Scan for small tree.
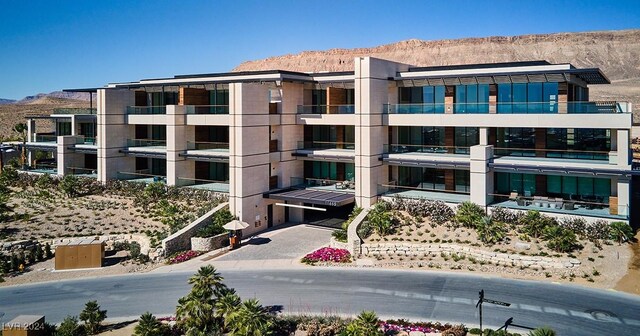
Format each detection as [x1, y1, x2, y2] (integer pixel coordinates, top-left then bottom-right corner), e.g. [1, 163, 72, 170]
[367, 203, 395, 236]
[35, 245, 44, 262]
[134, 312, 165, 336]
[343, 311, 383, 336]
[609, 221, 635, 245]
[225, 299, 273, 336]
[519, 210, 554, 239]
[59, 175, 82, 198]
[57, 315, 85, 336]
[44, 243, 53, 259]
[79, 300, 107, 335]
[476, 216, 507, 245]
[544, 226, 579, 253]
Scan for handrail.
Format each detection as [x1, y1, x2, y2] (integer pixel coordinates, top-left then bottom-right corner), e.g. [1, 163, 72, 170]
[297, 104, 355, 114]
[186, 141, 229, 150]
[493, 147, 609, 160]
[378, 183, 471, 195]
[126, 106, 167, 115]
[185, 105, 229, 115]
[127, 139, 167, 147]
[384, 144, 471, 154]
[384, 101, 629, 114]
[490, 193, 609, 207]
[297, 140, 355, 150]
[53, 108, 97, 115]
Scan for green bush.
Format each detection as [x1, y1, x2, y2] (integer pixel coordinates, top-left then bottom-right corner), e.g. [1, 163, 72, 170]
[476, 216, 507, 245]
[57, 315, 85, 336]
[609, 221, 635, 245]
[195, 208, 234, 238]
[79, 300, 107, 335]
[59, 175, 82, 197]
[519, 210, 556, 238]
[544, 226, 579, 253]
[367, 203, 395, 236]
[332, 207, 363, 243]
[455, 202, 485, 228]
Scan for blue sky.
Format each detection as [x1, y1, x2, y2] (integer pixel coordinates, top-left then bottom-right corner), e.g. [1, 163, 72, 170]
[0, 0, 639, 100]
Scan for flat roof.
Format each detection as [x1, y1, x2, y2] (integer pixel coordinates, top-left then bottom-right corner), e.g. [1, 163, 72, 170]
[266, 188, 355, 207]
[408, 60, 553, 72]
[6, 315, 44, 326]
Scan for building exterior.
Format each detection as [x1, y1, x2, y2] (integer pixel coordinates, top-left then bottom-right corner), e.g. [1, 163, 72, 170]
[22, 57, 634, 234]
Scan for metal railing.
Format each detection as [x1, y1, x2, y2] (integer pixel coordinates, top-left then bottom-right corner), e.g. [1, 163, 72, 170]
[297, 105, 355, 114]
[127, 139, 167, 147]
[79, 137, 97, 145]
[116, 170, 166, 182]
[493, 147, 609, 161]
[383, 144, 471, 155]
[378, 183, 470, 202]
[126, 106, 167, 115]
[67, 167, 98, 175]
[185, 105, 229, 115]
[53, 108, 97, 115]
[186, 141, 229, 150]
[291, 177, 356, 191]
[176, 177, 230, 192]
[297, 140, 355, 150]
[384, 101, 630, 114]
[34, 134, 57, 143]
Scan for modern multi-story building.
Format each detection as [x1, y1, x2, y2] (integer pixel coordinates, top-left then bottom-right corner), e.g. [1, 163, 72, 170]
[22, 57, 635, 234]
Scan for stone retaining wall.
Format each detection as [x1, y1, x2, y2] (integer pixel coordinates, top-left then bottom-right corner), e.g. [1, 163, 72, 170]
[191, 233, 229, 252]
[329, 237, 349, 250]
[162, 202, 229, 256]
[362, 243, 581, 269]
[347, 208, 370, 256]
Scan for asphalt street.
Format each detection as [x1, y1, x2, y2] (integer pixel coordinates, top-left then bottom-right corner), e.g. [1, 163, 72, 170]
[1, 268, 639, 335]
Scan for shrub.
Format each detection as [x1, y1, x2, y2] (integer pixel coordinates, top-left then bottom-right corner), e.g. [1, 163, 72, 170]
[134, 312, 166, 336]
[301, 247, 351, 264]
[367, 203, 396, 236]
[490, 207, 522, 225]
[609, 221, 635, 245]
[476, 216, 507, 245]
[560, 217, 587, 236]
[59, 175, 82, 198]
[343, 311, 383, 336]
[388, 197, 454, 225]
[332, 229, 348, 243]
[529, 326, 556, 336]
[585, 220, 611, 242]
[544, 226, 579, 253]
[519, 211, 556, 239]
[57, 315, 84, 336]
[455, 202, 485, 228]
[195, 208, 234, 238]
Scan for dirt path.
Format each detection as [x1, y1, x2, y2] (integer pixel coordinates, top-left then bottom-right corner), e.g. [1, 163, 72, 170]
[614, 231, 640, 295]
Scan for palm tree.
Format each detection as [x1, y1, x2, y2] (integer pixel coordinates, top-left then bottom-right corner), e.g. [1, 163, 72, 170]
[134, 312, 164, 336]
[529, 326, 556, 336]
[476, 216, 506, 245]
[79, 300, 107, 335]
[609, 221, 635, 245]
[215, 291, 241, 322]
[226, 299, 273, 336]
[343, 311, 383, 336]
[189, 265, 227, 299]
[176, 294, 216, 332]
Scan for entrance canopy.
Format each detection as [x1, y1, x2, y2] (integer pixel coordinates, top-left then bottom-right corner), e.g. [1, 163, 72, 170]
[266, 188, 355, 207]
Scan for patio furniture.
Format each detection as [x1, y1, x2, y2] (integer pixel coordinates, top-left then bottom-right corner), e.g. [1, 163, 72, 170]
[516, 197, 526, 206]
[509, 192, 518, 200]
[564, 202, 575, 210]
[533, 196, 543, 207]
[554, 198, 564, 209]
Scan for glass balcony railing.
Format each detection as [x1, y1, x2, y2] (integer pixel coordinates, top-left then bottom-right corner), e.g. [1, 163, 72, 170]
[186, 141, 229, 150]
[126, 106, 167, 115]
[117, 170, 166, 183]
[493, 147, 609, 161]
[378, 183, 470, 203]
[185, 105, 229, 115]
[297, 105, 355, 114]
[176, 177, 229, 193]
[297, 140, 355, 150]
[80, 137, 97, 145]
[67, 167, 97, 176]
[490, 193, 626, 219]
[127, 139, 167, 147]
[291, 177, 355, 192]
[53, 108, 97, 115]
[384, 144, 471, 155]
[34, 134, 57, 143]
[384, 101, 630, 114]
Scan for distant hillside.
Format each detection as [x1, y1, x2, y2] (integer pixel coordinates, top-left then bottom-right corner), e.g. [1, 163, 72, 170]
[234, 29, 640, 119]
[0, 99, 16, 105]
[17, 91, 92, 104]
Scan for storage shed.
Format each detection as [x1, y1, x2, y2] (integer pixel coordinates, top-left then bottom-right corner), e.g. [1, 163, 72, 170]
[54, 238, 105, 270]
[2, 315, 46, 336]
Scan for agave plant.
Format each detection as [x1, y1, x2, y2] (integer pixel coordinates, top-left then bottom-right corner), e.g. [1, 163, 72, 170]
[529, 326, 556, 336]
[133, 312, 164, 336]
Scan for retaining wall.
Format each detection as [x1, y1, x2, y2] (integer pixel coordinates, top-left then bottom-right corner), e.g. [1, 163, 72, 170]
[162, 202, 229, 255]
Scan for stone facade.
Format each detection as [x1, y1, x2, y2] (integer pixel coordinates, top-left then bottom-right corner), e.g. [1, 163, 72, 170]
[190, 233, 229, 252]
[162, 202, 229, 256]
[362, 243, 581, 269]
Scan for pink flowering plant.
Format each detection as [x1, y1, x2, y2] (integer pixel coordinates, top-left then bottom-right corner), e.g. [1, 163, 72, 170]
[301, 247, 351, 265]
[167, 250, 202, 264]
[381, 320, 454, 334]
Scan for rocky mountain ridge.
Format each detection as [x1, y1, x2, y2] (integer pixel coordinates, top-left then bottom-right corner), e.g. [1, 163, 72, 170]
[0, 91, 92, 105]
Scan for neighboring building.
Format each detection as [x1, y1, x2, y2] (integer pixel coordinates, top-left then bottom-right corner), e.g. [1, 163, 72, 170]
[26, 58, 634, 233]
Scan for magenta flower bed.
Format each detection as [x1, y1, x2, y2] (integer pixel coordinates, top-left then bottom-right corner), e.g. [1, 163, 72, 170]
[301, 247, 351, 264]
[168, 250, 202, 264]
[381, 320, 452, 334]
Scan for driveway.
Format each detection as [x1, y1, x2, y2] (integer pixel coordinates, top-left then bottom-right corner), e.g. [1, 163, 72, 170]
[156, 224, 334, 272]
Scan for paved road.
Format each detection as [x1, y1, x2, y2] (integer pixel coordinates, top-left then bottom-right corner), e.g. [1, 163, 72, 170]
[1, 268, 639, 335]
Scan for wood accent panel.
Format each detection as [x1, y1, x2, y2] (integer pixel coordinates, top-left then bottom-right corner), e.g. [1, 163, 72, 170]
[135, 91, 148, 106]
[558, 82, 568, 114]
[337, 162, 345, 181]
[337, 126, 345, 149]
[535, 128, 546, 157]
[327, 87, 347, 105]
[609, 196, 618, 215]
[445, 127, 455, 153]
[55, 241, 104, 270]
[489, 128, 497, 146]
[535, 175, 547, 196]
[445, 170, 455, 191]
[269, 175, 278, 189]
[179, 88, 209, 105]
[269, 139, 278, 153]
[269, 102, 278, 114]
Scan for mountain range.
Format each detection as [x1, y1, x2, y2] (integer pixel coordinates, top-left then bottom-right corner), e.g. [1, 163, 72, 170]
[0, 91, 92, 105]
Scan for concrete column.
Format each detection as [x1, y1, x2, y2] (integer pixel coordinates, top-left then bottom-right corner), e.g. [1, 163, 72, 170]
[166, 105, 193, 186]
[470, 144, 494, 206]
[616, 177, 630, 217]
[616, 129, 631, 167]
[70, 115, 77, 136]
[97, 89, 135, 182]
[354, 57, 409, 208]
[228, 83, 272, 235]
[26, 119, 36, 142]
[57, 135, 83, 176]
[279, 82, 304, 189]
[479, 127, 489, 146]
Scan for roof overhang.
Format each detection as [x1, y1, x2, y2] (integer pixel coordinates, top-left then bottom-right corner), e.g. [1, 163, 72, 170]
[119, 150, 166, 159]
[264, 188, 355, 207]
[382, 157, 470, 169]
[490, 162, 634, 178]
[178, 153, 229, 163]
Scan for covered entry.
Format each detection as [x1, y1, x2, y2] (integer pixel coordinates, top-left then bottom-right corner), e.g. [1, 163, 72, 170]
[264, 189, 355, 228]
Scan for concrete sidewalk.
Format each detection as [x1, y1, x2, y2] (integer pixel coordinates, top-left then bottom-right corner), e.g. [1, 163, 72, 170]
[152, 224, 333, 273]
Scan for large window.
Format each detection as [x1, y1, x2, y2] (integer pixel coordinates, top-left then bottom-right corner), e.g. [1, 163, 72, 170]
[307, 162, 354, 181]
[454, 127, 479, 154]
[57, 121, 72, 136]
[495, 128, 536, 156]
[497, 82, 558, 113]
[398, 167, 445, 190]
[496, 173, 536, 196]
[209, 88, 229, 105]
[396, 126, 445, 152]
[455, 170, 471, 193]
[398, 86, 445, 113]
[546, 175, 610, 203]
[454, 84, 489, 113]
[546, 128, 610, 160]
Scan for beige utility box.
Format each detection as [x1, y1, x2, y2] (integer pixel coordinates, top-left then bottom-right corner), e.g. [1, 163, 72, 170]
[54, 238, 105, 270]
[2, 315, 46, 336]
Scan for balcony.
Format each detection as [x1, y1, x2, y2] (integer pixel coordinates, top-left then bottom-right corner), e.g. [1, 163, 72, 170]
[291, 177, 355, 193]
[384, 101, 630, 114]
[126, 106, 167, 115]
[297, 105, 355, 114]
[298, 140, 355, 150]
[378, 183, 470, 203]
[53, 108, 97, 115]
[116, 170, 166, 184]
[187, 141, 228, 151]
[294, 141, 355, 161]
[127, 139, 167, 148]
[490, 193, 626, 220]
[493, 148, 609, 161]
[34, 134, 57, 143]
[67, 167, 97, 177]
[185, 105, 229, 115]
[177, 177, 229, 193]
[384, 144, 471, 155]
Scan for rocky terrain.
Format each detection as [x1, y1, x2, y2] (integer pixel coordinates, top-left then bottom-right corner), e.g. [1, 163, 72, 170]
[234, 29, 640, 120]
